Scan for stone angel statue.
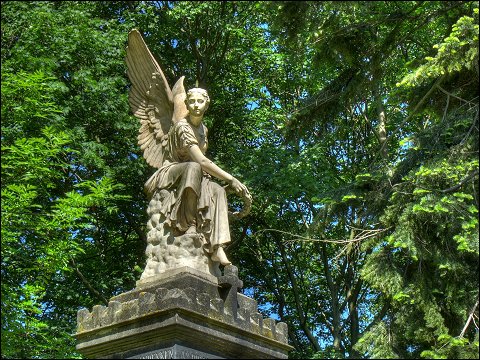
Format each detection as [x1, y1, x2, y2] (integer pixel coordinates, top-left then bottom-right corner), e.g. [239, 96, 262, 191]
[126, 29, 251, 279]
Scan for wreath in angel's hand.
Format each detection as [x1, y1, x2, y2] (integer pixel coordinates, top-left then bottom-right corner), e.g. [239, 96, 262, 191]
[224, 186, 252, 220]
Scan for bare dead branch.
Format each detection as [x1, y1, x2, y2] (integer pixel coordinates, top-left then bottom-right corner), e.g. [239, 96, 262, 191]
[258, 226, 390, 246]
[374, 75, 445, 169]
[437, 85, 477, 105]
[459, 296, 479, 338]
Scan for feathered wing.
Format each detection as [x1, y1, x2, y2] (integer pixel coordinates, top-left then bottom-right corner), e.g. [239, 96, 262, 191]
[126, 29, 173, 168]
[171, 76, 189, 122]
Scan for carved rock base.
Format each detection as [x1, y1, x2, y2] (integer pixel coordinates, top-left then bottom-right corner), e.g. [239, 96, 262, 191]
[141, 190, 221, 279]
[76, 267, 293, 359]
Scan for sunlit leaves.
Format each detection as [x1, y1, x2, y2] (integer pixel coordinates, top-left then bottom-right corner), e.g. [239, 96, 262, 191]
[1, 1, 478, 359]
[1, 2, 139, 358]
[398, 8, 479, 87]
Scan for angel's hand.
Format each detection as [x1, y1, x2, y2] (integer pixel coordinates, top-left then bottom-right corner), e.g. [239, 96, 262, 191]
[225, 177, 252, 219]
[230, 177, 251, 199]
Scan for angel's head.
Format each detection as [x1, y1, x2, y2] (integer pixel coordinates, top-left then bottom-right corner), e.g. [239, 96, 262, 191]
[186, 88, 210, 118]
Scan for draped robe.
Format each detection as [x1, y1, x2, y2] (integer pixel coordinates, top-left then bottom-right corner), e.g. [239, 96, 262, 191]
[144, 118, 230, 253]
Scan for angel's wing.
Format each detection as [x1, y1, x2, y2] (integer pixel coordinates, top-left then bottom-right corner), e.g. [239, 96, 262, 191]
[126, 29, 173, 168]
[172, 76, 189, 122]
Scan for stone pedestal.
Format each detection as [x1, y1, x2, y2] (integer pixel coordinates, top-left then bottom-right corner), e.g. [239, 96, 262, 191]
[75, 266, 293, 359]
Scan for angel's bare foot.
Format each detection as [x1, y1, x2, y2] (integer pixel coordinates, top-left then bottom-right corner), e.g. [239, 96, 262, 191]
[185, 224, 197, 235]
[211, 246, 231, 266]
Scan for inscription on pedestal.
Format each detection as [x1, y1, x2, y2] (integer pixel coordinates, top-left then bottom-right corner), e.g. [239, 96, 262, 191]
[127, 344, 223, 359]
[134, 348, 173, 359]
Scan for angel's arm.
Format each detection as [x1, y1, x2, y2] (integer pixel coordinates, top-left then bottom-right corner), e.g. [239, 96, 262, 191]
[188, 145, 249, 196]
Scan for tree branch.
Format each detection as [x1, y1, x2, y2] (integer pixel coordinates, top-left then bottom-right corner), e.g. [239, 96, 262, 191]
[440, 170, 479, 193]
[374, 75, 445, 168]
[70, 258, 108, 306]
[437, 85, 477, 105]
[459, 296, 479, 337]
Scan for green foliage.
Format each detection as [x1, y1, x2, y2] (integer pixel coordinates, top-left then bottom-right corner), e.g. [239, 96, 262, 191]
[1, 2, 141, 358]
[355, 6, 479, 359]
[398, 8, 479, 87]
[2, 74, 80, 358]
[1, 1, 478, 359]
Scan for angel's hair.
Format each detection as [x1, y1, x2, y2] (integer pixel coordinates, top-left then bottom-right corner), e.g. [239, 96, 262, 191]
[186, 88, 210, 104]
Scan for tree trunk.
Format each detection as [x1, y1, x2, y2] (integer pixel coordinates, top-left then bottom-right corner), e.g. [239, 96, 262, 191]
[279, 240, 321, 351]
[320, 243, 343, 355]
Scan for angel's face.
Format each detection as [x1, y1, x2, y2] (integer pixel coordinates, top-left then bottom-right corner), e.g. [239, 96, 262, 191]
[186, 92, 208, 118]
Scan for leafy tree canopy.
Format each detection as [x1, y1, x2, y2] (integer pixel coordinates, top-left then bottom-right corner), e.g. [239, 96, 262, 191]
[1, 1, 478, 359]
